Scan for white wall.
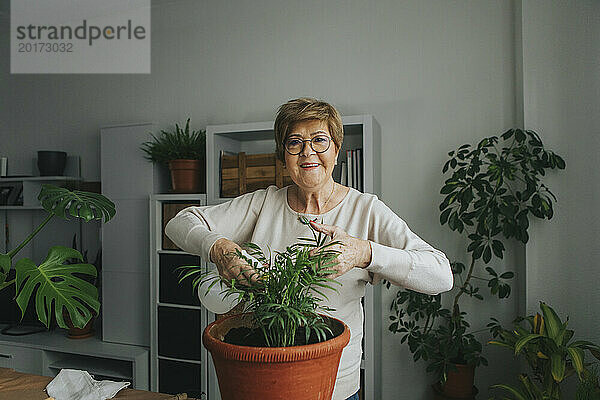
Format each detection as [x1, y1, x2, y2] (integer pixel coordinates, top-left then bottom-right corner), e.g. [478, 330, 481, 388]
[0, 1, 548, 398]
[522, 0, 600, 389]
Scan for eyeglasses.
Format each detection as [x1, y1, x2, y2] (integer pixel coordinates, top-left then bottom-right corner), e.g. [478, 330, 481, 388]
[284, 135, 332, 155]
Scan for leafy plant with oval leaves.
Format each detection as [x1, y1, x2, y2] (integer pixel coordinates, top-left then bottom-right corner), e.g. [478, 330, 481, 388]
[0, 184, 115, 329]
[388, 129, 565, 384]
[488, 302, 600, 400]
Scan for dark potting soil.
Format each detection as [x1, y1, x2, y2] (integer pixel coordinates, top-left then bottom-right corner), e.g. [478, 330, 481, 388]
[224, 322, 343, 347]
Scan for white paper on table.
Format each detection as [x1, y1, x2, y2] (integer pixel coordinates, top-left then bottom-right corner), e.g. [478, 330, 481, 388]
[45, 369, 130, 400]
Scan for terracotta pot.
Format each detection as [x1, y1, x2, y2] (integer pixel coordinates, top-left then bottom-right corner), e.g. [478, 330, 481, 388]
[62, 309, 96, 339]
[442, 363, 475, 398]
[168, 159, 202, 193]
[432, 383, 478, 400]
[203, 313, 350, 400]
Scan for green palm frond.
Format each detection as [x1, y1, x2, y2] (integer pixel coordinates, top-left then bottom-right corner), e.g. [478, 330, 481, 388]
[176, 217, 342, 347]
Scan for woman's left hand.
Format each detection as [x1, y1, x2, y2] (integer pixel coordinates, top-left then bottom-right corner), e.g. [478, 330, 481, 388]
[308, 220, 372, 279]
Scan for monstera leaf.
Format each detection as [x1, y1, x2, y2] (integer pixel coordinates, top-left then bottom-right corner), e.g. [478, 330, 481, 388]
[0, 253, 9, 290]
[14, 246, 99, 329]
[38, 184, 115, 222]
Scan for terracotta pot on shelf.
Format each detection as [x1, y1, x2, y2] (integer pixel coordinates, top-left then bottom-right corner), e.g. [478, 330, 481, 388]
[62, 309, 97, 339]
[203, 313, 350, 400]
[168, 159, 202, 193]
[441, 363, 475, 398]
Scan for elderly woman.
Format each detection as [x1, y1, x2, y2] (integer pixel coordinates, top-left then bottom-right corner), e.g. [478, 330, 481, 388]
[165, 97, 453, 400]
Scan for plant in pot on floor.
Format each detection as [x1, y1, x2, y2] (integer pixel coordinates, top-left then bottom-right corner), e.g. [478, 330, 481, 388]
[388, 129, 565, 398]
[176, 216, 351, 400]
[0, 184, 115, 333]
[141, 118, 206, 193]
[488, 302, 600, 400]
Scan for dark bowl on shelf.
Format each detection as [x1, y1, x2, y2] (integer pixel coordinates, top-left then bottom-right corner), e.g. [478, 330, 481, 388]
[37, 151, 67, 176]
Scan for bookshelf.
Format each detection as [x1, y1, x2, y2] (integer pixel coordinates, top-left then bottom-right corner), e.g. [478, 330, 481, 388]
[149, 194, 211, 398]
[205, 115, 382, 400]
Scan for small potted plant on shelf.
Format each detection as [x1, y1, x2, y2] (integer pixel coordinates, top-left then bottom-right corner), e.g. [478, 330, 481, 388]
[488, 302, 600, 399]
[0, 184, 115, 331]
[177, 216, 350, 400]
[141, 118, 206, 193]
[388, 129, 565, 398]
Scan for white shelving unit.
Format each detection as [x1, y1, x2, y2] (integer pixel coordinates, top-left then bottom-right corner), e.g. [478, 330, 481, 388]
[149, 194, 212, 398]
[0, 325, 149, 388]
[0, 175, 85, 265]
[206, 115, 381, 204]
[205, 115, 382, 400]
[0, 176, 81, 208]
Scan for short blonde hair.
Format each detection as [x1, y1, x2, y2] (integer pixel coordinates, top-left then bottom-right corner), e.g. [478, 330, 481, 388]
[274, 97, 344, 162]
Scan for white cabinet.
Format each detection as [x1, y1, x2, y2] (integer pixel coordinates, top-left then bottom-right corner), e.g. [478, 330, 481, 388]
[0, 326, 149, 389]
[100, 122, 169, 347]
[150, 194, 211, 399]
[205, 115, 382, 400]
[0, 343, 43, 375]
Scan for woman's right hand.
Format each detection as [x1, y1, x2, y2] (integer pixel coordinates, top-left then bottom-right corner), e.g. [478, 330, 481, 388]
[209, 238, 259, 286]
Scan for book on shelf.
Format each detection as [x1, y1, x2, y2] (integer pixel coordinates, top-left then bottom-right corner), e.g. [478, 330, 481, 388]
[346, 150, 354, 189]
[340, 161, 347, 186]
[356, 148, 363, 192]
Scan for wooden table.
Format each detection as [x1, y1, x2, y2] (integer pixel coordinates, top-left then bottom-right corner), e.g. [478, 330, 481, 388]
[0, 368, 178, 400]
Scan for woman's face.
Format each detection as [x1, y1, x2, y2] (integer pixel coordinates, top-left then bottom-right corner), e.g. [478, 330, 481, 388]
[284, 119, 339, 192]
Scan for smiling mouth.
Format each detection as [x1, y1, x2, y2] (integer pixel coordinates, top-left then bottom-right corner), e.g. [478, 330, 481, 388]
[300, 163, 320, 169]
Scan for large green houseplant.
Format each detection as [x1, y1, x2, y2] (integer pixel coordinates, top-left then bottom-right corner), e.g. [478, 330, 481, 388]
[488, 302, 600, 399]
[0, 184, 115, 329]
[388, 129, 565, 397]
[177, 216, 351, 399]
[141, 118, 206, 193]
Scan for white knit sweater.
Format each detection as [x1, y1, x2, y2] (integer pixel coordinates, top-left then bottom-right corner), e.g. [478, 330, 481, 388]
[165, 185, 453, 399]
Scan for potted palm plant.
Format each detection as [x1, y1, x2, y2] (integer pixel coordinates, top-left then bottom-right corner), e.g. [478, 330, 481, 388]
[488, 302, 600, 399]
[177, 216, 350, 400]
[0, 184, 115, 330]
[141, 118, 206, 193]
[388, 129, 565, 398]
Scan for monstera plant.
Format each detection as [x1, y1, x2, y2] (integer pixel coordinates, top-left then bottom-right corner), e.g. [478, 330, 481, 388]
[0, 184, 115, 329]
